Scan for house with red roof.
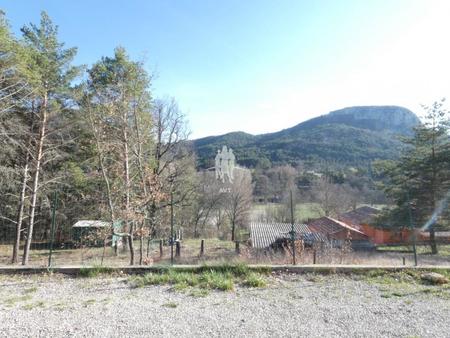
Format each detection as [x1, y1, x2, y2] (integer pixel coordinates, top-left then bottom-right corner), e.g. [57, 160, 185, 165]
[307, 216, 373, 250]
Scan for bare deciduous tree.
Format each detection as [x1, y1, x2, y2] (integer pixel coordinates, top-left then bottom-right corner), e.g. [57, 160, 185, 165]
[148, 98, 193, 238]
[224, 169, 253, 241]
[189, 171, 223, 238]
[311, 176, 356, 217]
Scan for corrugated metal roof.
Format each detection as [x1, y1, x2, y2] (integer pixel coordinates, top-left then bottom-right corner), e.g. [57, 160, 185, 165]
[250, 222, 324, 249]
[72, 220, 110, 228]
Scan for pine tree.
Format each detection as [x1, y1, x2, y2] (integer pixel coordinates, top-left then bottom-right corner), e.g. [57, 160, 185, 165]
[21, 12, 80, 265]
[82, 47, 156, 265]
[377, 99, 450, 253]
[0, 11, 34, 263]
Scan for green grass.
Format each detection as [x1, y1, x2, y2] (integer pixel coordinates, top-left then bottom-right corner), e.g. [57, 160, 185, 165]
[295, 203, 325, 222]
[83, 299, 96, 306]
[23, 286, 38, 294]
[199, 271, 234, 291]
[362, 269, 424, 285]
[128, 264, 268, 292]
[243, 272, 267, 288]
[173, 281, 189, 291]
[360, 269, 450, 299]
[3, 294, 33, 306]
[53, 302, 68, 311]
[23, 301, 45, 310]
[426, 268, 450, 279]
[189, 288, 210, 298]
[162, 302, 178, 308]
[252, 202, 324, 223]
[78, 266, 115, 278]
[198, 262, 250, 276]
[380, 286, 450, 299]
[130, 270, 235, 291]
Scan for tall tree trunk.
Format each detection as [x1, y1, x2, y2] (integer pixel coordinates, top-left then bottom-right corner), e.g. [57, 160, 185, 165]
[139, 222, 144, 265]
[23, 94, 47, 265]
[123, 127, 134, 265]
[194, 221, 199, 238]
[148, 203, 158, 240]
[101, 237, 107, 266]
[128, 223, 134, 265]
[12, 157, 29, 263]
[88, 107, 118, 253]
[430, 125, 438, 254]
[132, 107, 148, 266]
[429, 224, 438, 254]
[231, 221, 235, 242]
[13, 103, 35, 264]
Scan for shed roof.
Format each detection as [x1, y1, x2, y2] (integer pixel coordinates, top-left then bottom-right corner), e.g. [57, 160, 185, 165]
[308, 217, 368, 237]
[72, 220, 111, 228]
[250, 222, 325, 249]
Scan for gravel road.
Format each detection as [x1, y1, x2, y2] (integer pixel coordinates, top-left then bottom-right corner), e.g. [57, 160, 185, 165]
[0, 274, 449, 338]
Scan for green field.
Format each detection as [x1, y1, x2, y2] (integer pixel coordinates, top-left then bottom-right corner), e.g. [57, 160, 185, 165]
[251, 202, 325, 223]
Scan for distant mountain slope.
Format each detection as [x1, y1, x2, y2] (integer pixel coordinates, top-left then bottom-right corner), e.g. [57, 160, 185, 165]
[193, 106, 420, 168]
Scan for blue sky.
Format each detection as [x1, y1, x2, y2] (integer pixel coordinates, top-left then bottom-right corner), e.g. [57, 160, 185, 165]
[1, 0, 449, 138]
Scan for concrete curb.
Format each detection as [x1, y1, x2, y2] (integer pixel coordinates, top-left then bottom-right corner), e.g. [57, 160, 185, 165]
[0, 264, 449, 276]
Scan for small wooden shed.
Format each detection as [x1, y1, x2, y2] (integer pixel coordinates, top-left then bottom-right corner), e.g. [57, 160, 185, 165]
[73, 220, 124, 247]
[72, 220, 110, 244]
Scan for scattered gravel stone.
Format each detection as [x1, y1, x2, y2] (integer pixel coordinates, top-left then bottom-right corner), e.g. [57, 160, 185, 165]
[0, 274, 449, 337]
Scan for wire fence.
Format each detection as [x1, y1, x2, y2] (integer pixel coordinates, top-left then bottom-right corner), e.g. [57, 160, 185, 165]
[0, 229, 449, 267]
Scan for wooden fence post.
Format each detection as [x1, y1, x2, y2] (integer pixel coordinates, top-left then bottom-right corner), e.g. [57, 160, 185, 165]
[313, 249, 317, 264]
[159, 239, 163, 258]
[176, 241, 181, 257]
[235, 241, 240, 254]
[200, 239, 205, 257]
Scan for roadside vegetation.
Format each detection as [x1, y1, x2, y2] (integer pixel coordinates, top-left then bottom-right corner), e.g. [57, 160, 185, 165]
[128, 264, 269, 292]
[355, 269, 450, 299]
[78, 266, 115, 278]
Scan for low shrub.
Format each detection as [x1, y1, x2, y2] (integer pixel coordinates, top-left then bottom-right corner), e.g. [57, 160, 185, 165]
[199, 271, 234, 291]
[243, 272, 267, 288]
[78, 266, 114, 278]
[128, 264, 267, 292]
